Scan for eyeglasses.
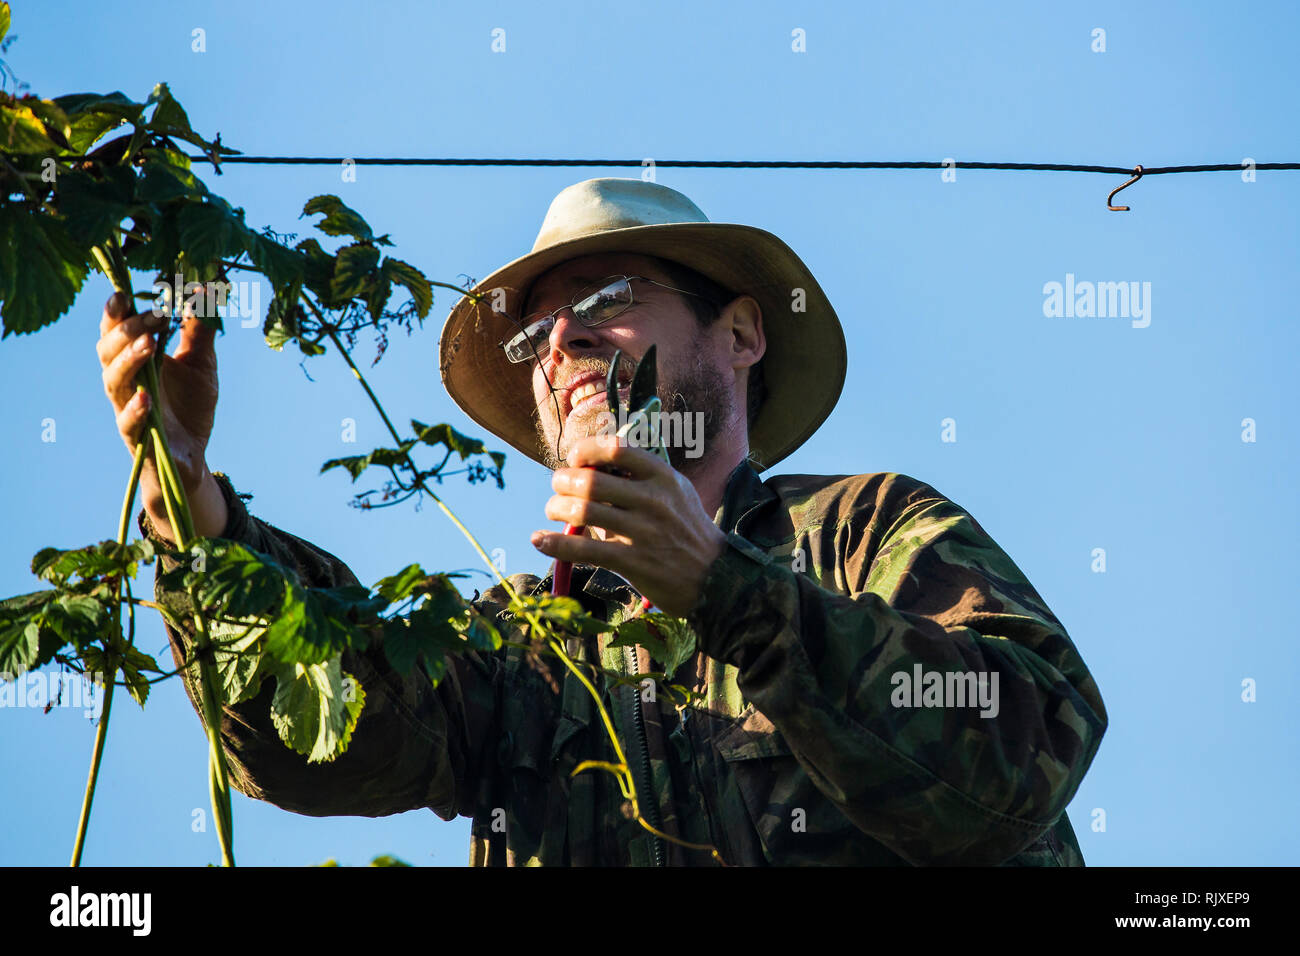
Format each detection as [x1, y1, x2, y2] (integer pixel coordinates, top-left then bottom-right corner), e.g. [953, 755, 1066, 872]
[498, 275, 715, 365]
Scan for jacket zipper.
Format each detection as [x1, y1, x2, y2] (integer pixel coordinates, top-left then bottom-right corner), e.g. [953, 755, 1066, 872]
[625, 643, 666, 866]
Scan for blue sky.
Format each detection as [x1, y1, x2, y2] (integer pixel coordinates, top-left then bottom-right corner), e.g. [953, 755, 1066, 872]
[1, 0, 1296, 866]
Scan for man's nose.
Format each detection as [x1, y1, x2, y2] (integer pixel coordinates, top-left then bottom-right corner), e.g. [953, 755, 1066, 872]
[547, 306, 601, 362]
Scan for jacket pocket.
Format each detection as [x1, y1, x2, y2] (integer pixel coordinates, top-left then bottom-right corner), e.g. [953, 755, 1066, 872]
[550, 714, 588, 771]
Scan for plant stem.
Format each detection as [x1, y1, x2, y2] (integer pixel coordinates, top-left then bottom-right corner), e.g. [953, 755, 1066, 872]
[88, 241, 237, 866]
[149, 429, 236, 867]
[69, 439, 148, 867]
[69, 653, 116, 866]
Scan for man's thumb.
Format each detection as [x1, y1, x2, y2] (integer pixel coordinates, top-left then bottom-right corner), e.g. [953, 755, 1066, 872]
[173, 312, 219, 364]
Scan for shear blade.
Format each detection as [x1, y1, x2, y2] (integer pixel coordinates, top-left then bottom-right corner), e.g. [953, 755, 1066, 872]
[606, 349, 622, 417]
[629, 344, 658, 412]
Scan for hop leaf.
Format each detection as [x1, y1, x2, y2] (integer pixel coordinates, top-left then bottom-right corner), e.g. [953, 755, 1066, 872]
[608, 613, 698, 679]
[268, 656, 365, 763]
[0, 205, 89, 337]
[302, 195, 388, 244]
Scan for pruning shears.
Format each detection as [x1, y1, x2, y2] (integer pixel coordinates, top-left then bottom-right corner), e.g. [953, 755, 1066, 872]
[551, 345, 670, 605]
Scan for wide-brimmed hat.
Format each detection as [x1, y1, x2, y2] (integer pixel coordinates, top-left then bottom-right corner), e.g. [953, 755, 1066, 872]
[437, 178, 846, 472]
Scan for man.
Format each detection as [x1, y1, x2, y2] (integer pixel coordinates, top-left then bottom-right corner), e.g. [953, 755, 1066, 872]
[98, 178, 1107, 866]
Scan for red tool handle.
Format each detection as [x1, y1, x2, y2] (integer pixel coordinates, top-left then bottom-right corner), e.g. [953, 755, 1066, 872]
[551, 523, 583, 597]
[551, 522, 653, 612]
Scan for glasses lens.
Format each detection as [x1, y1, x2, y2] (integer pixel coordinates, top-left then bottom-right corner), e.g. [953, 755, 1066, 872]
[574, 277, 632, 326]
[504, 315, 553, 364]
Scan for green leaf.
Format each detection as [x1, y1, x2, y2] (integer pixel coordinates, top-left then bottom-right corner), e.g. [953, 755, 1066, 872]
[511, 594, 608, 637]
[378, 616, 442, 677]
[318, 453, 369, 481]
[0, 4, 11, 44]
[410, 420, 487, 460]
[123, 204, 179, 276]
[209, 614, 272, 705]
[297, 336, 326, 357]
[55, 165, 137, 247]
[136, 156, 209, 204]
[265, 280, 325, 355]
[268, 657, 365, 763]
[364, 274, 392, 321]
[242, 230, 303, 289]
[370, 572, 475, 677]
[0, 618, 42, 677]
[320, 438, 418, 482]
[0, 591, 73, 676]
[188, 541, 290, 619]
[0, 101, 58, 153]
[0, 204, 89, 337]
[292, 237, 337, 298]
[381, 258, 432, 317]
[0, 589, 53, 616]
[454, 611, 502, 653]
[421, 651, 447, 687]
[52, 92, 144, 153]
[44, 593, 112, 650]
[25, 98, 73, 149]
[368, 854, 411, 867]
[303, 195, 374, 242]
[0, 586, 117, 667]
[177, 199, 250, 270]
[330, 243, 380, 301]
[262, 584, 384, 665]
[608, 613, 698, 679]
[144, 83, 192, 137]
[31, 538, 154, 586]
[379, 578, 466, 675]
[263, 278, 304, 352]
[372, 563, 431, 603]
[117, 643, 161, 707]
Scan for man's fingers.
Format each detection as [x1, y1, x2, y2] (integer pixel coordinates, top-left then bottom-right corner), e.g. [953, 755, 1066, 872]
[99, 292, 132, 337]
[115, 389, 152, 451]
[97, 309, 166, 365]
[544, 495, 639, 535]
[531, 528, 616, 567]
[551, 466, 644, 509]
[102, 330, 155, 409]
[567, 433, 666, 478]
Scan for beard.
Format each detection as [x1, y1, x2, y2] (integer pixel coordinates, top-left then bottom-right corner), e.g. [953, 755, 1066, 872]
[534, 340, 732, 474]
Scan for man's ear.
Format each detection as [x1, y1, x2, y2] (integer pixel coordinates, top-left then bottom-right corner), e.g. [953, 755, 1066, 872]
[724, 295, 765, 373]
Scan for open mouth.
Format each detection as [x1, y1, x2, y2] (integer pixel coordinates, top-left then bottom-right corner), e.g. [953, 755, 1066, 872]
[566, 382, 631, 421]
[561, 369, 631, 421]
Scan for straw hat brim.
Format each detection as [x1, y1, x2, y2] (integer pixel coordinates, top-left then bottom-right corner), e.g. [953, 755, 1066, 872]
[437, 220, 846, 472]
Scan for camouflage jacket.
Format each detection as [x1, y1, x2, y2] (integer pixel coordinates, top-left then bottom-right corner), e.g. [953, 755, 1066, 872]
[140, 460, 1107, 866]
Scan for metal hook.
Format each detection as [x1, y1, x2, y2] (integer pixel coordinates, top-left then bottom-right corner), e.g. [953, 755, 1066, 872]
[1107, 164, 1143, 211]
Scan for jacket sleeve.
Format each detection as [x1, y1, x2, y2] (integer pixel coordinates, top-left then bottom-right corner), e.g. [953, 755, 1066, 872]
[139, 471, 504, 821]
[685, 474, 1108, 865]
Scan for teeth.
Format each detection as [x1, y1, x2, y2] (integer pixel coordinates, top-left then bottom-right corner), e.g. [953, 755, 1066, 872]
[570, 381, 603, 405]
[567, 379, 626, 415]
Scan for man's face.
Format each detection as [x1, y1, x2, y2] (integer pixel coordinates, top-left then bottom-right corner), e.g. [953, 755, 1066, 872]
[522, 252, 732, 471]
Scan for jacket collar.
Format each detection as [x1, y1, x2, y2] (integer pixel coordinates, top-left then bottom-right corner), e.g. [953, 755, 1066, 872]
[714, 458, 779, 536]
